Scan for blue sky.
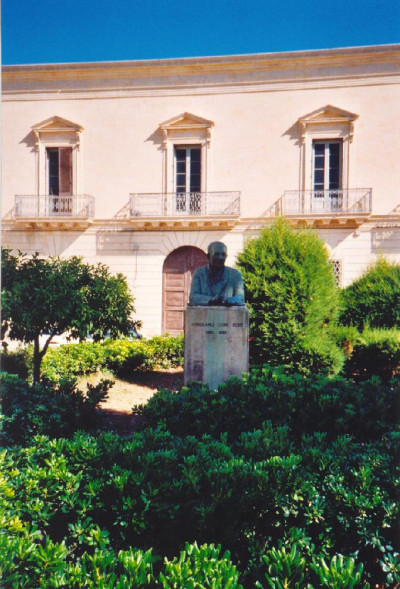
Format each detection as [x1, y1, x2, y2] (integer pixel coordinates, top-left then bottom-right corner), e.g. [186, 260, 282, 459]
[2, 0, 399, 65]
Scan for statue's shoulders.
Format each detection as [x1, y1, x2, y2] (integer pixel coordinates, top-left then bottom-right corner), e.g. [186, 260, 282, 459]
[193, 265, 209, 276]
[226, 266, 242, 278]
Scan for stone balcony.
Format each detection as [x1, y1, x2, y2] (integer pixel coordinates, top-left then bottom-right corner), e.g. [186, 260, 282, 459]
[276, 188, 372, 226]
[12, 194, 95, 229]
[129, 191, 241, 230]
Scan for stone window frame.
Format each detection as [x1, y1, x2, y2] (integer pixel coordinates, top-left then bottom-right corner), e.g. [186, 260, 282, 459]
[159, 112, 214, 194]
[298, 105, 358, 192]
[32, 116, 83, 196]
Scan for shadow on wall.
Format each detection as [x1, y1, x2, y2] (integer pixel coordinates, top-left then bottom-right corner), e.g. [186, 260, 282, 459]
[145, 127, 164, 151]
[96, 203, 138, 255]
[2, 232, 85, 257]
[19, 130, 37, 152]
[282, 120, 302, 146]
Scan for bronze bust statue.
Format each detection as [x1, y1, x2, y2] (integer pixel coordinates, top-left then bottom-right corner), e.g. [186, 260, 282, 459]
[188, 241, 245, 306]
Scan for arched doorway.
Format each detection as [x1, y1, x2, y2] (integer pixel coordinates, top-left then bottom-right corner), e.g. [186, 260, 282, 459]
[162, 246, 208, 334]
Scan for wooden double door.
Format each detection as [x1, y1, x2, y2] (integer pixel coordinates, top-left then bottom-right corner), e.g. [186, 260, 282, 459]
[162, 246, 208, 335]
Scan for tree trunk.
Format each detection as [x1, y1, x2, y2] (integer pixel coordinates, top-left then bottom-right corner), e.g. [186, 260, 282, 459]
[33, 336, 42, 385]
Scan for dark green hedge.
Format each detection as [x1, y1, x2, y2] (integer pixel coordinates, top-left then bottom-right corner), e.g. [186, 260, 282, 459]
[135, 366, 399, 442]
[1, 367, 399, 586]
[0, 426, 398, 586]
[0, 335, 184, 383]
[339, 257, 400, 330]
[0, 372, 113, 444]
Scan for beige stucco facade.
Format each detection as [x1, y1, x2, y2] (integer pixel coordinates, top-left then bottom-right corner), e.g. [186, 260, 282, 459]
[2, 45, 400, 336]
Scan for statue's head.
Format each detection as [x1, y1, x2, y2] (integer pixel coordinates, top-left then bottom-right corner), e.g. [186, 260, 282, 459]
[207, 241, 227, 270]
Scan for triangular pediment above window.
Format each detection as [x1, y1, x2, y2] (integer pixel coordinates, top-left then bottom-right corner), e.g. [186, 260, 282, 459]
[299, 105, 358, 125]
[159, 112, 214, 131]
[32, 116, 84, 133]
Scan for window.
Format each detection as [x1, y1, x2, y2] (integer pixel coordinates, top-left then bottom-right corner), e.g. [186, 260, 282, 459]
[159, 112, 214, 198]
[174, 146, 202, 213]
[313, 141, 342, 191]
[46, 147, 73, 214]
[175, 146, 201, 193]
[330, 259, 342, 287]
[298, 105, 358, 194]
[32, 116, 83, 201]
[47, 147, 73, 195]
[312, 140, 343, 210]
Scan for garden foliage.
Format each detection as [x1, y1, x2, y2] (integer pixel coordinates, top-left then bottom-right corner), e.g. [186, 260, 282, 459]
[0, 372, 113, 444]
[1, 249, 138, 383]
[1, 368, 399, 587]
[136, 366, 398, 442]
[0, 335, 184, 383]
[237, 220, 343, 375]
[40, 335, 184, 381]
[340, 257, 400, 329]
[343, 327, 400, 382]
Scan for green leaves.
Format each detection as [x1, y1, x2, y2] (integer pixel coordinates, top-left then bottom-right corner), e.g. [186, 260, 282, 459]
[159, 542, 243, 589]
[343, 327, 400, 382]
[310, 554, 366, 589]
[37, 336, 184, 382]
[237, 220, 343, 375]
[256, 544, 308, 589]
[340, 257, 400, 330]
[1, 358, 398, 586]
[1, 249, 138, 383]
[0, 373, 114, 444]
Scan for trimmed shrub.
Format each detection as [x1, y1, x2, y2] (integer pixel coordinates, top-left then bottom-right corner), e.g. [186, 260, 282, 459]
[145, 335, 184, 369]
[159, 542, 243, 588]
[101, 339, 149, 376]
[135, 366, 399, 442]
[340, 257, 400, 329]
[0, 372, 113, 444]
[0, 425, 398, 587]
[39, 336, 184, 382]
[41, 342, 107, 381]
[0, 346, 32, 379]
[237, 219, 344, 375]
[343, 327, 400, 382]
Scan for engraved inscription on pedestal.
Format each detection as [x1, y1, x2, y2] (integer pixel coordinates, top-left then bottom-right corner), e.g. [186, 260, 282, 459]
[184, 306, 249, 390]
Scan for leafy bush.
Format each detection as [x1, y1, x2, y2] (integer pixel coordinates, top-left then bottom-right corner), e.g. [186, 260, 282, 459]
[41, 342, 107, 381]
[255, 534, 368, 589]
[1, 366, 398, 586]
[1, 248, 138, 384]
[0, 346, 32, 379]
[0, 372, 113, 444]
[135, 366, 399, 442]
[145, 335, 184, 369]
[0, 424, 398, 587]
[340, 257, 400, 329]
[237, 219, 344, 375]
[101, 339, 149, 377]
[40, 336, 184, 382]
[343, 327, 400, 382]
[159, 542, 243, 588]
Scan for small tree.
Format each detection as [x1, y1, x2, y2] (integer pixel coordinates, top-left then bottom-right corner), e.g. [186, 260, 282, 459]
[237, 219, 344, 374]
[339, 257, 400, 330]
[1, 249, 140, 383]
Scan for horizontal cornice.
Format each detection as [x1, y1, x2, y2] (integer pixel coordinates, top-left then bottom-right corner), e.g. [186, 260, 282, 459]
[3, 45, 400, 96]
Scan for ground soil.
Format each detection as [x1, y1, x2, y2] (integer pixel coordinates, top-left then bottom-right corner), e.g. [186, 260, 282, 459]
[80, 368, 184, 435]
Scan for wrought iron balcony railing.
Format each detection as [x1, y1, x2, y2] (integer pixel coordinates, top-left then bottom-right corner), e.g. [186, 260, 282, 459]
[130, 192, 241, 217]
[14, 195, 95, 219]
[280, 189, 372, 216]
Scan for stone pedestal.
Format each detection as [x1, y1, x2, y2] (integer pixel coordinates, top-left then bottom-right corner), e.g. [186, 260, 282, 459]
[184, 306, 249, 390]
